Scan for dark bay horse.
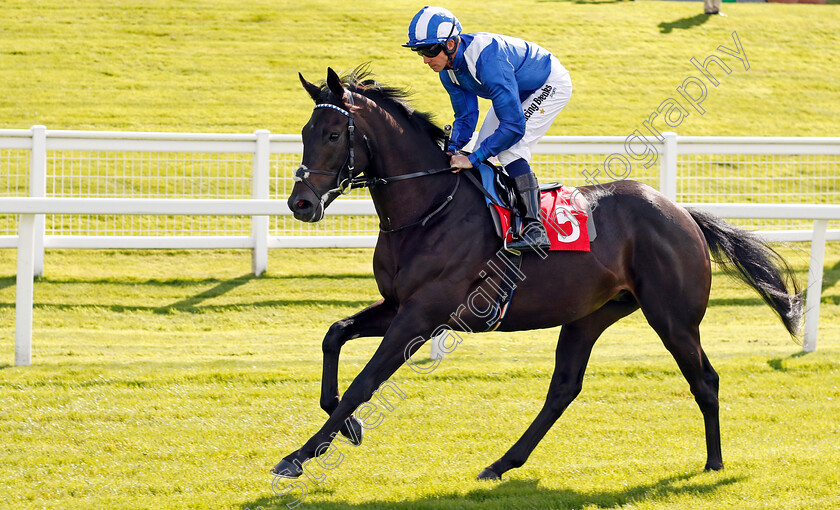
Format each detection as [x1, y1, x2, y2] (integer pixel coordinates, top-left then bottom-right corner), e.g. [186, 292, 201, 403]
[274, 67, 802, 480]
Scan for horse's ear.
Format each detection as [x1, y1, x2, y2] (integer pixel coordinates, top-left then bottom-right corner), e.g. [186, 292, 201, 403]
[299, 73, 321, 103]
[326, 67, 345, 100]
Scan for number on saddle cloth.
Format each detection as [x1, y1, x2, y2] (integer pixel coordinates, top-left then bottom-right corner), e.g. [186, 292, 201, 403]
[473, 161, 581, 246]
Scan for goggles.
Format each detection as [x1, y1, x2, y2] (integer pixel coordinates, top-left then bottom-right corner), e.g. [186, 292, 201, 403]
[412, 44, 445, 58]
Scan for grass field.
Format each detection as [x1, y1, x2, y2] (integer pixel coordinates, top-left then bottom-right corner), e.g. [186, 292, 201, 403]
[0, 243, 838, 509]
[1, 0, 839, 508]
[1, 0, 838, 136]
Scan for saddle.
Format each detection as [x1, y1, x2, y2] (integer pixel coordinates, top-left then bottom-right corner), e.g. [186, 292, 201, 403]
[468, 162, 596, 252]
[459, 162, 597, 332]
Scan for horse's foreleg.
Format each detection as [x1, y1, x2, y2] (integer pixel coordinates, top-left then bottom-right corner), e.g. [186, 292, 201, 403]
[273, 305, 433, 477]
[478, 299, 638, 480]
[320, 299, 397, 445]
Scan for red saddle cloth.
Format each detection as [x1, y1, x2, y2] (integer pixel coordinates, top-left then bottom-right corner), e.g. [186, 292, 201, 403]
[492, 186, 591, 251]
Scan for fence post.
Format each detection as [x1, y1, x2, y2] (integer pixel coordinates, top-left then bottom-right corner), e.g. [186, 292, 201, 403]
[30, 125, 47, 277]
[659, 132, 678, 201]
[803, 219, 828, 352]
[430, 331, 446, 361]
[251, 129, 271, 276]
[15, 213, 36, 366]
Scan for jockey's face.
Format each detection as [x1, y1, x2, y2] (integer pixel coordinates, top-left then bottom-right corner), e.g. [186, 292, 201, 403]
[422, 51, 448, 72]
[419, 39, 457, 73]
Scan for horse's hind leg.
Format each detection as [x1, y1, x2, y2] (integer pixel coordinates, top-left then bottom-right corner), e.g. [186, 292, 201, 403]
[640, 304, 723, 471]
[631, 201, 722, 470]
[698, 349, 722, 470]
[477, 298, 639, 480]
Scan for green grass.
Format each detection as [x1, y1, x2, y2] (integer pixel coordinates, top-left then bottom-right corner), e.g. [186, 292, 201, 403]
[0, 243, 838, 509]
[1, 0, 838, 136]
[1, 1, 839, 508]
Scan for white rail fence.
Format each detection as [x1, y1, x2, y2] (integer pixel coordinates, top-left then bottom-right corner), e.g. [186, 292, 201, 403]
[2, 127, 839, 365]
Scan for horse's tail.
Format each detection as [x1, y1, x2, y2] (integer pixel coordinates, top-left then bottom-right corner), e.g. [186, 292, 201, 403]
[687, 208, 803, 337]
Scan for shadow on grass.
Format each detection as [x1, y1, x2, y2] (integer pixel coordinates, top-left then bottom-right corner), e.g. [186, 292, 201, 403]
[659, 14, 711, 34]
[822, 259, 840, 291]
[0, 300, 376, 314]
[767, 350, 811, 372]
[0, 272, 375, 313]
[707, 296, 766, 307]
[537, 0, 632, 4]
[0, 276, 14, 291]
[9, 273, 372, 286]
[242, 472, 745, 509]
[0, 298, 375, 314]
[156, 273, 255, 313]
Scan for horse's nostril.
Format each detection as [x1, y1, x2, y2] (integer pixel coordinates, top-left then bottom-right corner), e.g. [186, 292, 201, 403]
[297, 200, 308, 209]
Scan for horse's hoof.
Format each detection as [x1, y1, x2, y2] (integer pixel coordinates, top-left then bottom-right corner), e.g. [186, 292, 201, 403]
[476, 467, 501, 481]
[339, 415, 364, 446]
[704, 462, 724, 471]
[271, 459, 303, 478]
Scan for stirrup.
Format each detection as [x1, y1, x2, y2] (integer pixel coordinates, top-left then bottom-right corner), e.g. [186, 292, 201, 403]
[502, 227, 522, 256]
[506, 221, 551, 253]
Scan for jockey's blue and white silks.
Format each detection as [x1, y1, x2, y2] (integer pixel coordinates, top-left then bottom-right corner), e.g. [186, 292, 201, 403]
[441, 32, 571, 168]
[404, 6, 461, 47]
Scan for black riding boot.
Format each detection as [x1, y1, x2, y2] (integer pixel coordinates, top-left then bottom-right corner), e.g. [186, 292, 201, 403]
[506, 172, 551, 253]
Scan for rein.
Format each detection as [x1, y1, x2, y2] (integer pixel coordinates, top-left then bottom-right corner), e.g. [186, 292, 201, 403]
[295, 92, 460, 231]
[379, 172, 461, 234]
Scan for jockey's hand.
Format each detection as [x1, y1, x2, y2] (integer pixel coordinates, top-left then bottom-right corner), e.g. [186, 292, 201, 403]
[449, 154, 473, 172]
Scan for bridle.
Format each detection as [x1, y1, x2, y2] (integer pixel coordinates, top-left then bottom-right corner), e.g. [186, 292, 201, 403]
[293, 90, 460, 231]
[293, 92, 372, 204]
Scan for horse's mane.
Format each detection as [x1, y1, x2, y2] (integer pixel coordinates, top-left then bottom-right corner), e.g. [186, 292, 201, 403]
[315, 64, 447, 148]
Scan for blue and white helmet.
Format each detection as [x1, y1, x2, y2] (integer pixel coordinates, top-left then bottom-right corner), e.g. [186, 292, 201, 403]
[403, 6, 462, 48]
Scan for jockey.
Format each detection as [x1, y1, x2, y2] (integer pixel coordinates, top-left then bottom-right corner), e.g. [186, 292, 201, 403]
[404, 6, 572, 252]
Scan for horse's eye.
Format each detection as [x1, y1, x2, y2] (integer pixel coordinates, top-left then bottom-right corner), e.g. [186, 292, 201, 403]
[329, 132, 340, 142]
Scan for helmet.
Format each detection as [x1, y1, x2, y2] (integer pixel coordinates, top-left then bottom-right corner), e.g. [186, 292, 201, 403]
[403, 6, 462, 48]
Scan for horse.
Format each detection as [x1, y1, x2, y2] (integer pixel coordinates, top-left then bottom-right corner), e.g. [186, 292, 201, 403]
[274, 66, 802, 481]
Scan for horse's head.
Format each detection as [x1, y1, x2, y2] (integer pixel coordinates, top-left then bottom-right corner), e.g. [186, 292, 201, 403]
[289, 68, 372, 222]
[290, 66, 450, 225]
